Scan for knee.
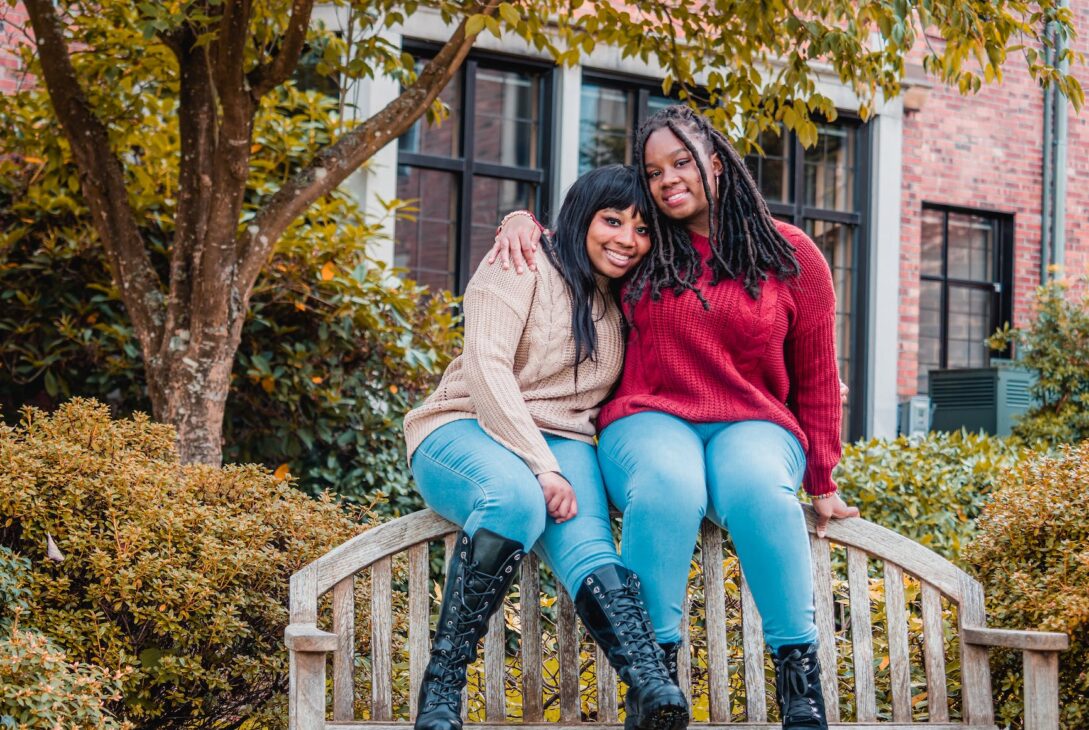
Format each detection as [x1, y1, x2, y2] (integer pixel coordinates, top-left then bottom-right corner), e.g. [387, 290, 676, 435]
[477, 476, 547, 537]
[623, 471, 706, 524]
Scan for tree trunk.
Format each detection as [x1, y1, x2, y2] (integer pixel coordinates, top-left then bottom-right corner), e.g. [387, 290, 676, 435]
[147, 341, 237, 465]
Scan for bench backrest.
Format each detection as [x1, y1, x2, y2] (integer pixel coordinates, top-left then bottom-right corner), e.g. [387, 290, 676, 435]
[288, 506, 997, 727]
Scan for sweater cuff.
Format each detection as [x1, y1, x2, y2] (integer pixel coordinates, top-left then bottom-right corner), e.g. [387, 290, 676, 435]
[803, 466, 837, 497]
[527, 453, 562, 477]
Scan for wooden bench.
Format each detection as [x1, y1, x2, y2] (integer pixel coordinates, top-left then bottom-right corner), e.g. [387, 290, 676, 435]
[286, 507, 1068, 730]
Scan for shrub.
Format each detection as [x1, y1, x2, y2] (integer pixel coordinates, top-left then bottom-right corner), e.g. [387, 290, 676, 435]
[964, 441, 1089, 730]
[988, 278, 1089, 447]
[0, 399, 371, 729]
[1, 626, 131, 730]
[833, 430, 1024, 564]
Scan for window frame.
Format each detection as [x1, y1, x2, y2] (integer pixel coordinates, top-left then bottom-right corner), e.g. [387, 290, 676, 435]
[918, 202, 1015, 386]
[758, 116, 872, 440]
[396, 41, 555, 292]
[577, 69, 676, 172]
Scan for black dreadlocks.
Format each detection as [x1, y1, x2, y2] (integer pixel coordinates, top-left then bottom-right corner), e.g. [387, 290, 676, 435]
[627, 104, 800, 308]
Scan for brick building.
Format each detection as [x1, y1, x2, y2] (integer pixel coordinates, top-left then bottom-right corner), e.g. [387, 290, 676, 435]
[4, 3, 1086, 440]
[0, 2, 28, 94]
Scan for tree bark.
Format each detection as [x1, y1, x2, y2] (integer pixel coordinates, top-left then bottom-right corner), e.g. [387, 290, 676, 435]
[24, 0, 497, 465]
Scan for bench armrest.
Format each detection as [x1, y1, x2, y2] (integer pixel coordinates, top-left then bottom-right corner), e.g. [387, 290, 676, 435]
[962, 626, 1069, 652]
[285, 623, 338, 653]
[963, 625, 1067, 730]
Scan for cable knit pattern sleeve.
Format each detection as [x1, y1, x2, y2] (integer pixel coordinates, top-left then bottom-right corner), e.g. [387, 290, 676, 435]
[461, 267, 562, 476]
[781, 225, 842, 495]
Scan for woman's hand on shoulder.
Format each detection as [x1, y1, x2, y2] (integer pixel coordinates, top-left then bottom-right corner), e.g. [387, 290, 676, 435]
[487, 212, 542, 274]
[812, 489, 859, 538]
[537, 471, 578, 523]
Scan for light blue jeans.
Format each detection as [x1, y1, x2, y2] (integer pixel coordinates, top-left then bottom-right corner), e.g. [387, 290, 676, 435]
[598, 412, 817, 650]
[411, 419, 621, 597]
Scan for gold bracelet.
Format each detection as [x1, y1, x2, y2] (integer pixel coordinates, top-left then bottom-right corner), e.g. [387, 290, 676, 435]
[496, 210, 544, 235]
[811, 491, 837, 500]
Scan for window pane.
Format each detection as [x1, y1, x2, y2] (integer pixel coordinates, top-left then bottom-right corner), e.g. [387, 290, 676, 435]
[804, 124, 855, 212]
[468, 176, 537, 270]
[745, 126, 791, 204]
[394, 166, 459, 292]
[646, 94, 672, 116]
[917, 279, 943, 393]
[579, 82, 633, 174]
[947, 212, 994, 282]
[473, 68, 539, 167]
[920, 208, 944, 276]
[806, 219, 854, 438]
[947, 286, 993, 368]
[399, 62, 461, 158]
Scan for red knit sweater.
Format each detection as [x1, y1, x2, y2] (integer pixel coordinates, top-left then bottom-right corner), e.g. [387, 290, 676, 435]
[598, 221, 842, 495]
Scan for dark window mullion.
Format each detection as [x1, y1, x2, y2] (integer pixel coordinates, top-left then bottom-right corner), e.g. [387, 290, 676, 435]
[939, 209, 950, 369]
[800, 208, 859, 225]
[791, 133, 805, 226]
[472, 162, 545, 183]
[397, 153, 465, 173]
[457, 60, 477, 292]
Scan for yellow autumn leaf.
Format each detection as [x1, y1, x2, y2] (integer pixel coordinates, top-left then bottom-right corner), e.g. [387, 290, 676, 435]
[320, 261, 336, 281]
[23, 156, 44, 165]
[389, 384, 398, 394]
[879, 655, 890, 671]
[273, 463, 290, 481]
[311, 375, 323, 384]
[261, 376, 275, 393]
[294, 300, 307, 311]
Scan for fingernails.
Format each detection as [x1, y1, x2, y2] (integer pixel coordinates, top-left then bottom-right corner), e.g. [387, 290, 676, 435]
[515, 266, 523, 274]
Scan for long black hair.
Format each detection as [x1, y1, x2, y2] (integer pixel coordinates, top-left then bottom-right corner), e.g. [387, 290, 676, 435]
[542, 164, 650, 371]
[627, 104, 800, 306]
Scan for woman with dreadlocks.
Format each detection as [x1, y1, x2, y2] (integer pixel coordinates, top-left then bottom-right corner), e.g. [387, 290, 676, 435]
[405, 165, 688, 730]
[489, 105, 859, 730]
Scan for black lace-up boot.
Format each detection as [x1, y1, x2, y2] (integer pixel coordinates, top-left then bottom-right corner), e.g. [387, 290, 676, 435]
[772, 642, 828, 729]
[575, 565, 689, 730]
[414, 529, 524, 730]
[658, 641, 680, 687]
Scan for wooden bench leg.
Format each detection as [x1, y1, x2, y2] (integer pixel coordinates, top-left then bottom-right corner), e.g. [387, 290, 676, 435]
[291, 649, 328, 730]
[1023, 650, 1060, 730]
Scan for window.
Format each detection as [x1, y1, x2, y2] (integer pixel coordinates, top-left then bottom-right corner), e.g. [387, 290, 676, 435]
[917, 205, 1013, 393]
[745, 120, 870, 440]
[578, 76, 671, 175]
[394, 52, 552, 293]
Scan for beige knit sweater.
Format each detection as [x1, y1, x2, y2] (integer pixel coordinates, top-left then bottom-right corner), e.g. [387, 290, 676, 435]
[403, 252, 625, 476]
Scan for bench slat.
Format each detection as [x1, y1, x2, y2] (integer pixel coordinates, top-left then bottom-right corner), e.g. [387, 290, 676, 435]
[921, 580, 949, 722]
[740, 571, 766, 722]
[882, 562, 911, 723]
[371, 557, 393, 721]
[485, 606, 506, 719]
[408, 543, 429, 720]
[557, 589, 580, 722]
[847, 547, 876, 722]
[958, 577, 996, 726]
[700, 521, 730, 723]
[520, 555, 544, 721]
[333, 576, 356, 722]
[809, 536, 839, 722]
[595, 644, 618, 721]
[678, 592, 691, 705]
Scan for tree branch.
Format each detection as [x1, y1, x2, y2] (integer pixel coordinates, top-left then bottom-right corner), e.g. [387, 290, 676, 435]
[247, 0, 315, 101]
[23, 0, 165, 360]
[163, 27, 218, 358]
[236, 1, 500, 296]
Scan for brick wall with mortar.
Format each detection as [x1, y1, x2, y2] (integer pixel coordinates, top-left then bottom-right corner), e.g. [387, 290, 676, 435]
[898, 8, 1089, 398]
[0, 2, 29, 94]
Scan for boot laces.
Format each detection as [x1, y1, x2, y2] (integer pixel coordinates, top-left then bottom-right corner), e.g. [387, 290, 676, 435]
[776, 649, 821, 724]
[427, 560, 511, 709]
[602, 583, 663, 676]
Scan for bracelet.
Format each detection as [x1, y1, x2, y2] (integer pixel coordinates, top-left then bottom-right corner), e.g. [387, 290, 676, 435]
[811, 490, 837, 501]
[496, 210, 544, 236]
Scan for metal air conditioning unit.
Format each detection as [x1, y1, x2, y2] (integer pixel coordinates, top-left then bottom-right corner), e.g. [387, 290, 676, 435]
[928, 360, 1038, 436]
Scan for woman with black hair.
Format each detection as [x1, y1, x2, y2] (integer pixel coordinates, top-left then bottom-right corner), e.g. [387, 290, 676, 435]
[491, 106, 860, 730]
[404, 165, 688, 730]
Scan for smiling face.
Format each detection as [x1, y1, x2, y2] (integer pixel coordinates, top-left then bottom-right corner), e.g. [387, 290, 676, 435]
[584, 206, 652, 278]
[642, 125, 723, 237]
